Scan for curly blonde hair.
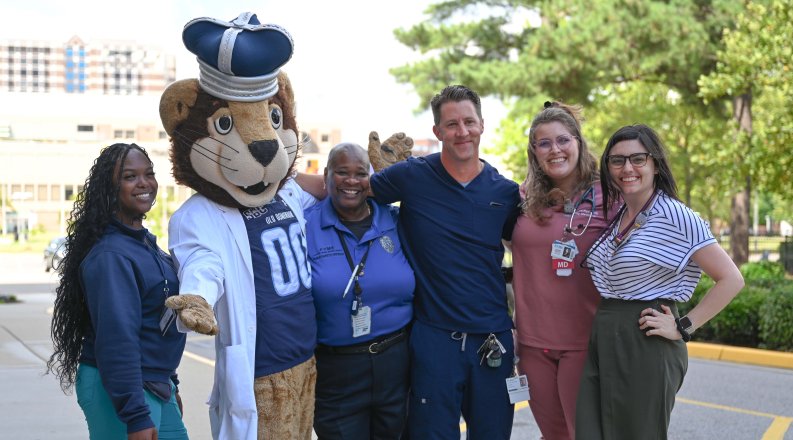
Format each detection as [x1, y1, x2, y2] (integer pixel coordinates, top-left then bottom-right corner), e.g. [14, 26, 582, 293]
[522, 101, 598, 221]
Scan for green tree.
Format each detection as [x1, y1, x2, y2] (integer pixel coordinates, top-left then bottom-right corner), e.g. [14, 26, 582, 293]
[699, 0, 793, 261]
[392, 0, 741, 232]
[393, 0, 740, 105]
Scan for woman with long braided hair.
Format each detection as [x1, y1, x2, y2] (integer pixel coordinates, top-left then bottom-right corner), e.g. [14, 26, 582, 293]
[47, 143, 188, 440]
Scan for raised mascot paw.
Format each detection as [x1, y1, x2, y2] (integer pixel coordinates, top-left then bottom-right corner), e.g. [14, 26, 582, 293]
[368, 131, 414, 172]
[165, 294, 219, 336]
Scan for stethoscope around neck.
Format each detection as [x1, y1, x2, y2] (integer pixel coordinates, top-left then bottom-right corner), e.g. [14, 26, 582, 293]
[564, 186, 596, 237]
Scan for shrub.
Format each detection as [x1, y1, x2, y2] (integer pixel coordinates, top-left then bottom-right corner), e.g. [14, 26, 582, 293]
[758, 283, 793, 351]
[679, 275, 715, 341]
[706, 286, 766, 347]
[675, 261, 793, 351]
[0, 294, 19, 304]
[739, 261, 785, 288]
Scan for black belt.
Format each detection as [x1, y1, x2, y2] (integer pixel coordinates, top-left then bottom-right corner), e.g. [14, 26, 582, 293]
[316, 327, 408, 355]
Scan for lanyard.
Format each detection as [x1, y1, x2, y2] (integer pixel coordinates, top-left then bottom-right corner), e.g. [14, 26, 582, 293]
[564, 186, 595, 237]
[613, 190, 657, 245]
[336, 230, 372, 314]
[579, 190, 657, 269]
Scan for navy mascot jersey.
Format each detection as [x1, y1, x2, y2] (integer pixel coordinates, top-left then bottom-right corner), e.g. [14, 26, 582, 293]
[241, 195, 316, 377]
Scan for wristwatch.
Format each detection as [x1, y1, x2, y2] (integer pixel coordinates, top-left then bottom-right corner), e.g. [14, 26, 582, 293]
[675, 316, 693, 342]
[679, 315, 694, 333]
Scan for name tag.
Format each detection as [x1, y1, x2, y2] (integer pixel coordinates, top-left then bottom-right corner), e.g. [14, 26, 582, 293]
[506, 374, 530, 404]
[351, 306, 372, 338]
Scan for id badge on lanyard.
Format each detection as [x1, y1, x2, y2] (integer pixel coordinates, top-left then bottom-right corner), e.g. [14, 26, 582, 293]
[551, 239, 578, 276]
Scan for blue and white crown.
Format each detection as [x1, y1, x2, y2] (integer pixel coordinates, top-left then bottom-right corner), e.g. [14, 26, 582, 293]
[183, 12, 293, 102]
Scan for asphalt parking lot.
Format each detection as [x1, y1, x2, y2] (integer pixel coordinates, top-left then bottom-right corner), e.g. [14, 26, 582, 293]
[2, 252, 792, 439]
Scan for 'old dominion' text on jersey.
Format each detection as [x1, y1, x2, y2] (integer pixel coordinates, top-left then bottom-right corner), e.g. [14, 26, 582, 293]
[241, 195, 316, 377]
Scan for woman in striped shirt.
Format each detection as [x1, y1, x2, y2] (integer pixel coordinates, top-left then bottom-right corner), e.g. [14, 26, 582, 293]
[575, 124, 744, 440]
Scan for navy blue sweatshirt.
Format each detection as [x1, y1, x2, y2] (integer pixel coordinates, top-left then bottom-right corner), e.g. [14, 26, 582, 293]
[79, 220, 185, 433]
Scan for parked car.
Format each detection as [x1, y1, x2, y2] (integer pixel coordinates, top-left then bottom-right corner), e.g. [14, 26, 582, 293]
[44, 237, 66, 272]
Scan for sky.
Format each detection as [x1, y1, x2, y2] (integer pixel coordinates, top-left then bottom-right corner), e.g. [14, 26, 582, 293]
[1, 0, 507, 148]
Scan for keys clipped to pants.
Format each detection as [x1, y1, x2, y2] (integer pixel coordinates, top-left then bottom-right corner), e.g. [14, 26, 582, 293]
[477, 333, 506, 368]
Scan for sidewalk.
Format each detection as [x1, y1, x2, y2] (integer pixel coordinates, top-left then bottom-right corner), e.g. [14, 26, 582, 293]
[1, 251, 792, 439]
[3, 291, 792, 439]
[0, 291, 214, 440]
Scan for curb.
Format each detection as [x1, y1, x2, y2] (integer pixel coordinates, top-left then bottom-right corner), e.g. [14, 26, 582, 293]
[688, 341, 793, 370]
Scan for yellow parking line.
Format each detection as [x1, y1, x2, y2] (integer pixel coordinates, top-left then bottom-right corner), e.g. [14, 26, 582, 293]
[677, 397, 792, 439]
[182, 352, 789, 439]
[677, 397, 785, 419]
[183, 350, 215, 367]
[762, 417, 793, 440]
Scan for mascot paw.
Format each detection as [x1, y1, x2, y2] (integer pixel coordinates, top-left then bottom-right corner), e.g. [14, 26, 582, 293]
[165, 294, 219, 336]
[368, 131, 414, 172]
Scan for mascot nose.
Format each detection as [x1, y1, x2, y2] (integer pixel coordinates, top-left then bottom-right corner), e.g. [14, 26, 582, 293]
[248, 140, 279, 166]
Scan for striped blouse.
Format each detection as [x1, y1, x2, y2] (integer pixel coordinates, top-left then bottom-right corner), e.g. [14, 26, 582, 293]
[588, 191, 716, 301]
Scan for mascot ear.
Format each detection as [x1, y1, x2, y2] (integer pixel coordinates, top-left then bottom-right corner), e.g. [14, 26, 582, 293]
[160, 79, 201, 136]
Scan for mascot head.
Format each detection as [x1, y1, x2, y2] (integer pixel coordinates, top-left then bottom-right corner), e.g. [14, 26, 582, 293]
[160, 12, 299, 208]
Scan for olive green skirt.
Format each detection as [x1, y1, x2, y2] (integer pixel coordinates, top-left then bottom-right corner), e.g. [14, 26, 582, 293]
[575, 298, 688, 440]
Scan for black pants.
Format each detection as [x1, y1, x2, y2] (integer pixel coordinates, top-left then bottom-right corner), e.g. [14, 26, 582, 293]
[314, 337, 409, 440]
[576, 298, 688, 440]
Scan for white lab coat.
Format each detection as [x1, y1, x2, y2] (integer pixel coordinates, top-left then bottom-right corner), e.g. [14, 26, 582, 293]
[168, 179, 315, 440]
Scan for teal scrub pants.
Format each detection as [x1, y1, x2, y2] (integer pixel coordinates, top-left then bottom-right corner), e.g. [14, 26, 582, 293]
[76, 363, 188, 439]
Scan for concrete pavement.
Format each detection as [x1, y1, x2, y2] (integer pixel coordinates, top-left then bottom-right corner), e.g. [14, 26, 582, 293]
[1, 252, 792, 439]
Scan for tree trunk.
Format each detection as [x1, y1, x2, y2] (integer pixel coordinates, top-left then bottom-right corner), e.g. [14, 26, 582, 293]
[731, 178, 751, 265]
[730, 93, 752, 265]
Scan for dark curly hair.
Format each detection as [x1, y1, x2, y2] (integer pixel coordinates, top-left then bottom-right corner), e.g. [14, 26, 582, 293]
[47, 143, 152, 392]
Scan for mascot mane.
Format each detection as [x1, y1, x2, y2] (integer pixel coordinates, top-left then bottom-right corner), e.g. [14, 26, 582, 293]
[163, 73, 298, 208]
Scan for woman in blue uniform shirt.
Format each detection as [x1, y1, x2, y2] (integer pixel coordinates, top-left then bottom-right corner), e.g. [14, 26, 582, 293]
[306, 142, 415, 440]
[48, 143, 187, 440]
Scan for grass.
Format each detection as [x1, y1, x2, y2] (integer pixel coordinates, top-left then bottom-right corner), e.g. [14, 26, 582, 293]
[0, 232, 57, 254]
[717, 236, 788, 253]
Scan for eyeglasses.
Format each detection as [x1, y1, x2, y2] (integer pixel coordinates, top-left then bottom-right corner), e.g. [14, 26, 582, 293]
[606, 152, 653, 168]
[533, 135, 576, 151]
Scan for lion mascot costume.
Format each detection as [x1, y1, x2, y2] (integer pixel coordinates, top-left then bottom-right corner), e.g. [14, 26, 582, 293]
[160, 12, 319, 440]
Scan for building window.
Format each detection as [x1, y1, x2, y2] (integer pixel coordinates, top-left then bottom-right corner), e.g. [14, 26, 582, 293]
[114, 130, 123, 138]
[125, 130, 135, 138]
[37, 185, 48, 201]
[77, 125, 94, 132]
[51, 185, 61, 201]
[159, 131, 168, 139]
[321, 134, 329, 142]
[64, 186, 74, 200]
